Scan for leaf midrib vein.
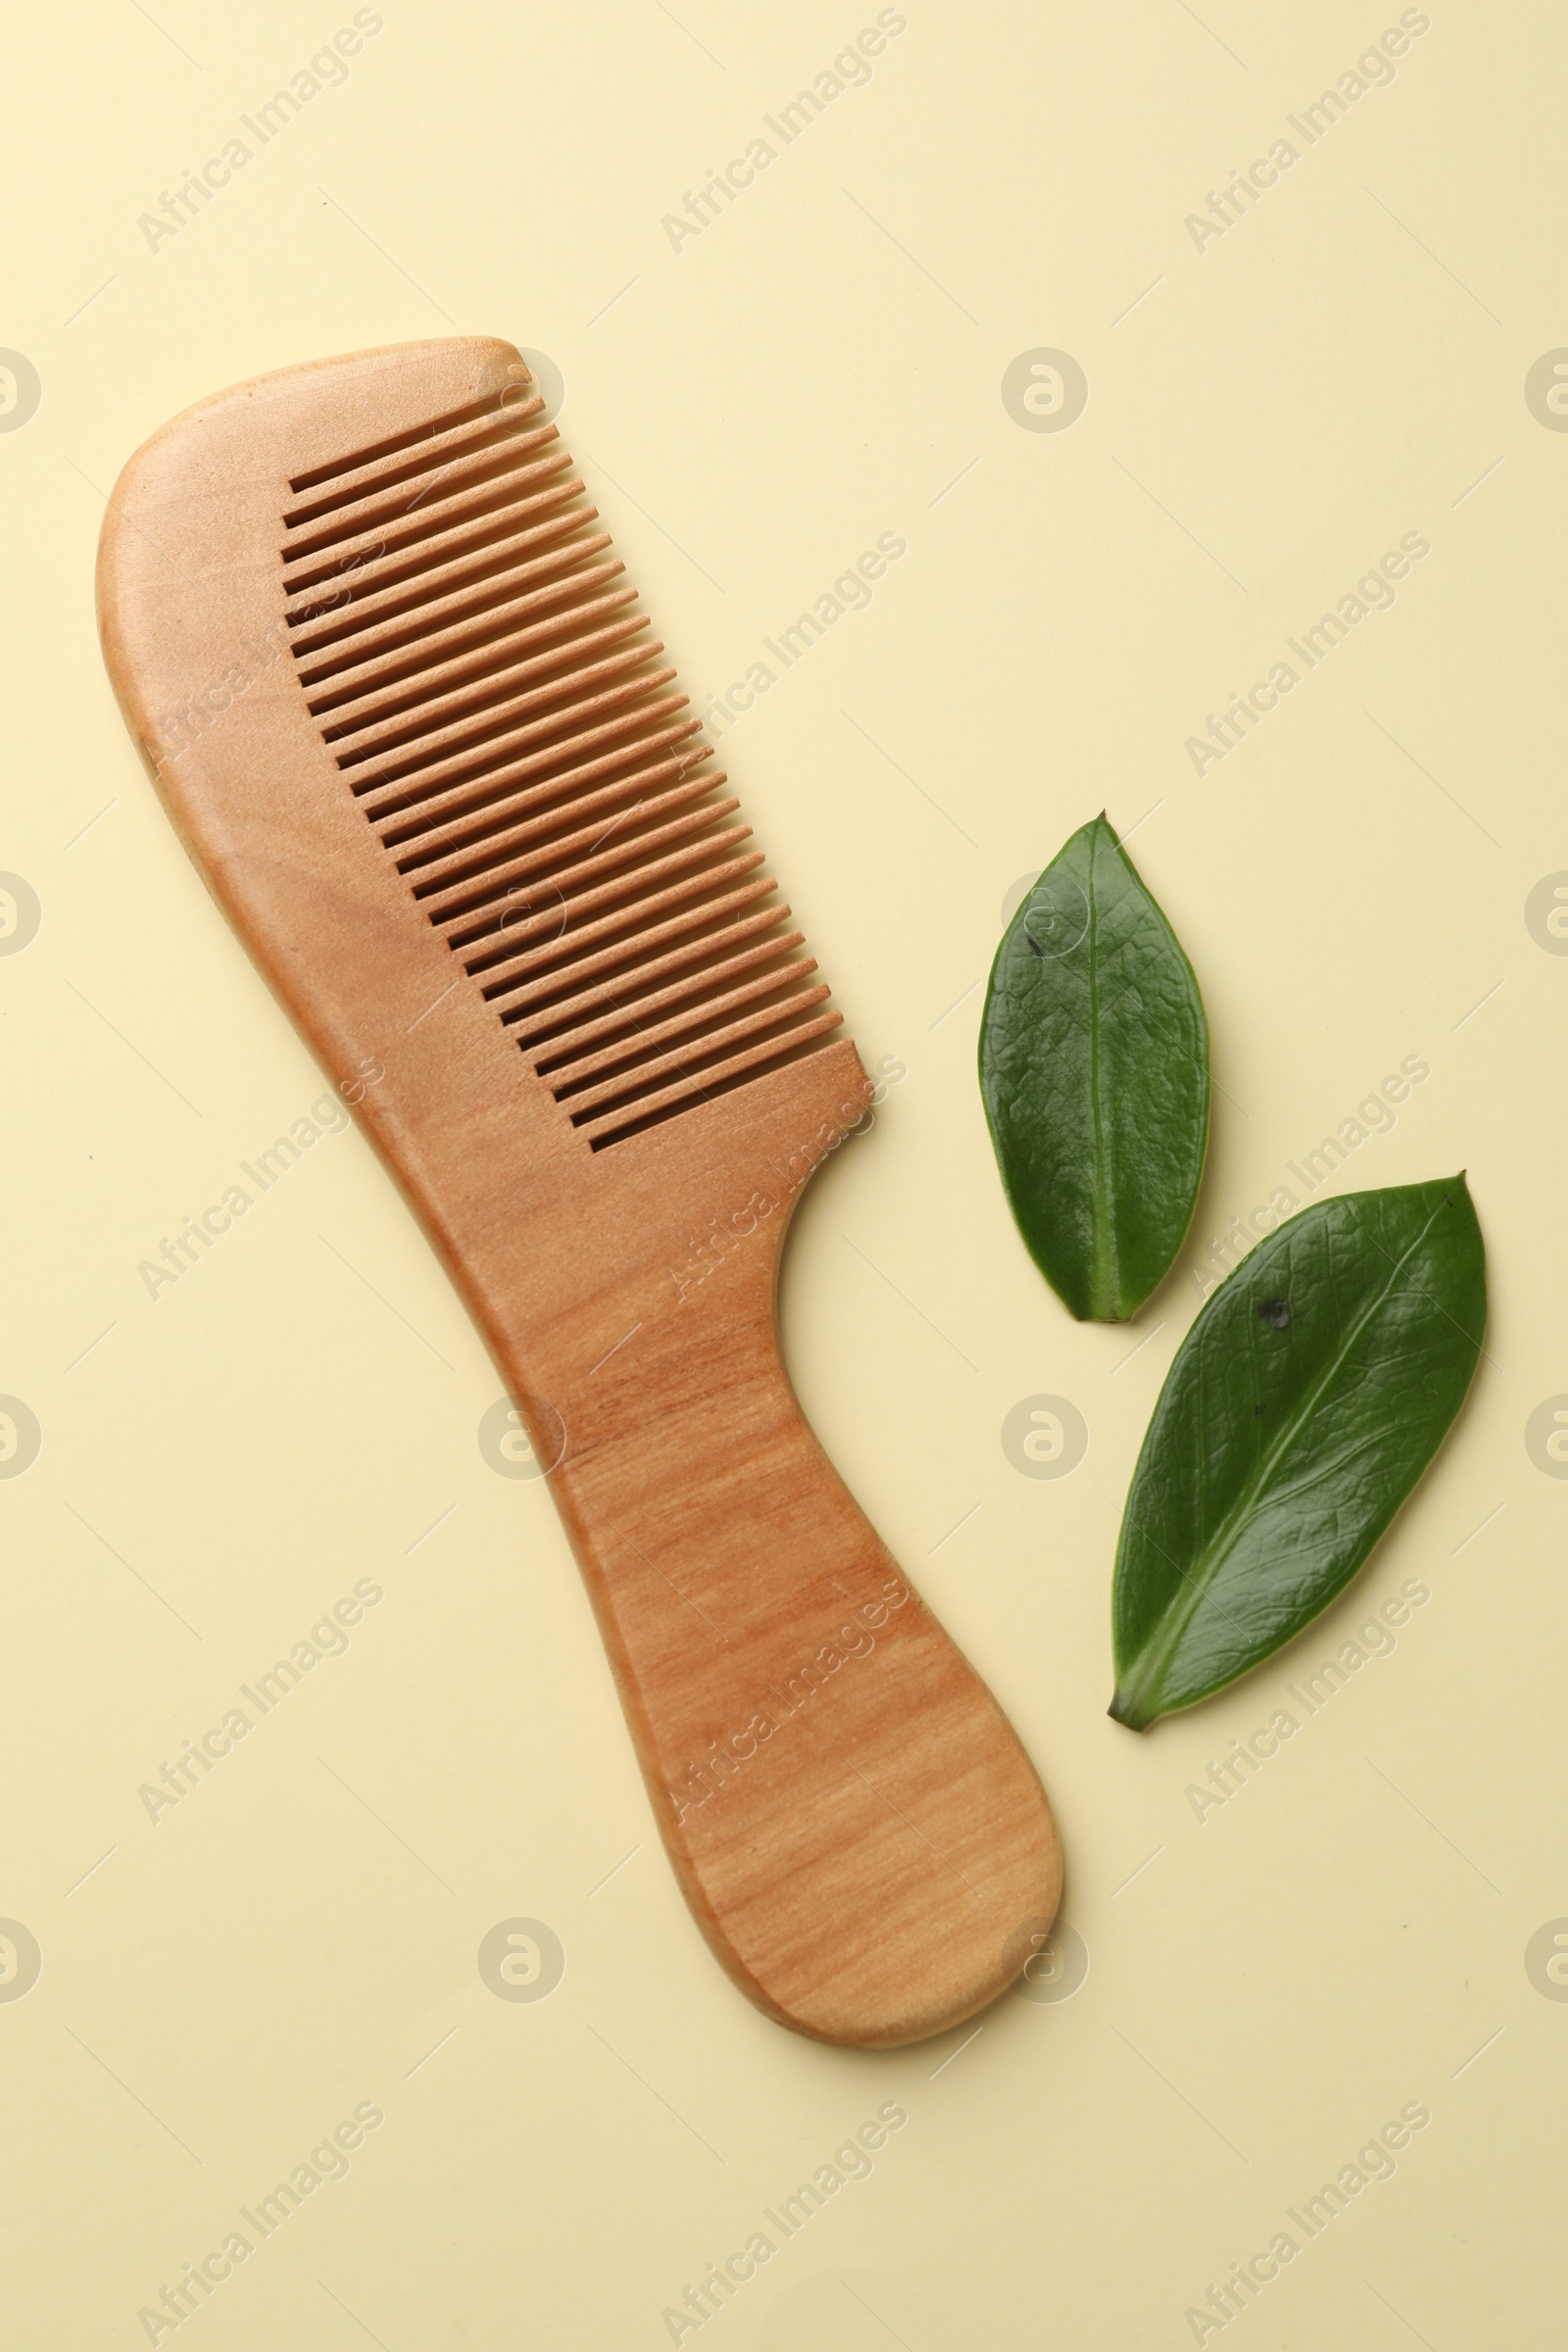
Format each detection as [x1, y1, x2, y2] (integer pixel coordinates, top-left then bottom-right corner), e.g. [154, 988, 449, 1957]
[1121, 1191, 1457, 1699]
[1087, 836, 1116, 1318]
[1244, 1409, 1439, 1516]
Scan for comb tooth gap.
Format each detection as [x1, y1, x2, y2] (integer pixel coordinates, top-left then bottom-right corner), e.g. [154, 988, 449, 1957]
[357, 641, 667, 787]
[416, 729, 710, 912]
[391, 768, 728, 879]
[428, 816, 753, 939]
[372, 743, 715, 876]
[390, 780, 729, 901]
[302, 593, 637, 741]
[515, 930, 808, 1058]
[544, 963, 824, 1092]
[346, 667, 683, 796]
[285, 454, 580, 588]
[300, 561, 629, 691]
[282, 462, 573, 596]
[300, 585, 640, 714]
[562, 992, 837, 1114]
[363, 714, 708, 845]
[288, 483, 592, 644]
[318, 533, 618, 722]
[428, 761, 727, 930]
[287, 491, 592, 643]
[285, 412, 543, 526]
[363, 699, 696, 840]
[445, 835, 760, 962]
[279, 449, 577, 590]
[321, 599, 640, 751]
[281, 458, 578, 594]
[479, 876, 785, 1007]
[317, 612, 644, 748]
[381, 751, 715, 869]
[345, 657, 677, 803]
[286, 389, 544, 494]
[468, 857, 771, 990]
[283, 420, 558, 543]
[577, 1012, 846, 1149]
[487, 881, 793, 1022]
[423, 788, 742, 913]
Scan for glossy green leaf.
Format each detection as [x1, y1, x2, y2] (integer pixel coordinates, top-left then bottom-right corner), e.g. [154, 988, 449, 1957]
[979, 815, 1208, 1322]
[1109, 1175, 1486, 1730]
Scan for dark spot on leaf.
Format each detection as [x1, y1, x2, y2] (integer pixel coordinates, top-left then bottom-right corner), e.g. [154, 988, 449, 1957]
[1253, 1403, 1263, 1416]
[1257, 1298, 1292, 1330]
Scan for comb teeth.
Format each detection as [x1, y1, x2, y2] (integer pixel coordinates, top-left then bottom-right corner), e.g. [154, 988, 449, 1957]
[281, 387, 840, 1149]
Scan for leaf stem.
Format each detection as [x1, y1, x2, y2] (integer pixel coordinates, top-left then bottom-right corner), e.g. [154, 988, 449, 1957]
[1107, 1686, 1153, 1733]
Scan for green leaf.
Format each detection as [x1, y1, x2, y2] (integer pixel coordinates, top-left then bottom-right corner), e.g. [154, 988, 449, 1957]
[979, 814, 1208, 1322]
[1109, 1175, 1486, 1731]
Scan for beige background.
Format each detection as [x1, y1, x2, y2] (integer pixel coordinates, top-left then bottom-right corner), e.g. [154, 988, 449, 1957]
[2, 0, 1563, 2342]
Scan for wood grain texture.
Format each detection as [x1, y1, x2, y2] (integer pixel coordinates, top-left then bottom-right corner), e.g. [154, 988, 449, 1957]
[95, 337, 1061, 2047]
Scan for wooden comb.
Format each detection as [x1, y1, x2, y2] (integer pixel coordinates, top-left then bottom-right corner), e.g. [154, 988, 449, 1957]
[95, 337, 1061, 2048]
